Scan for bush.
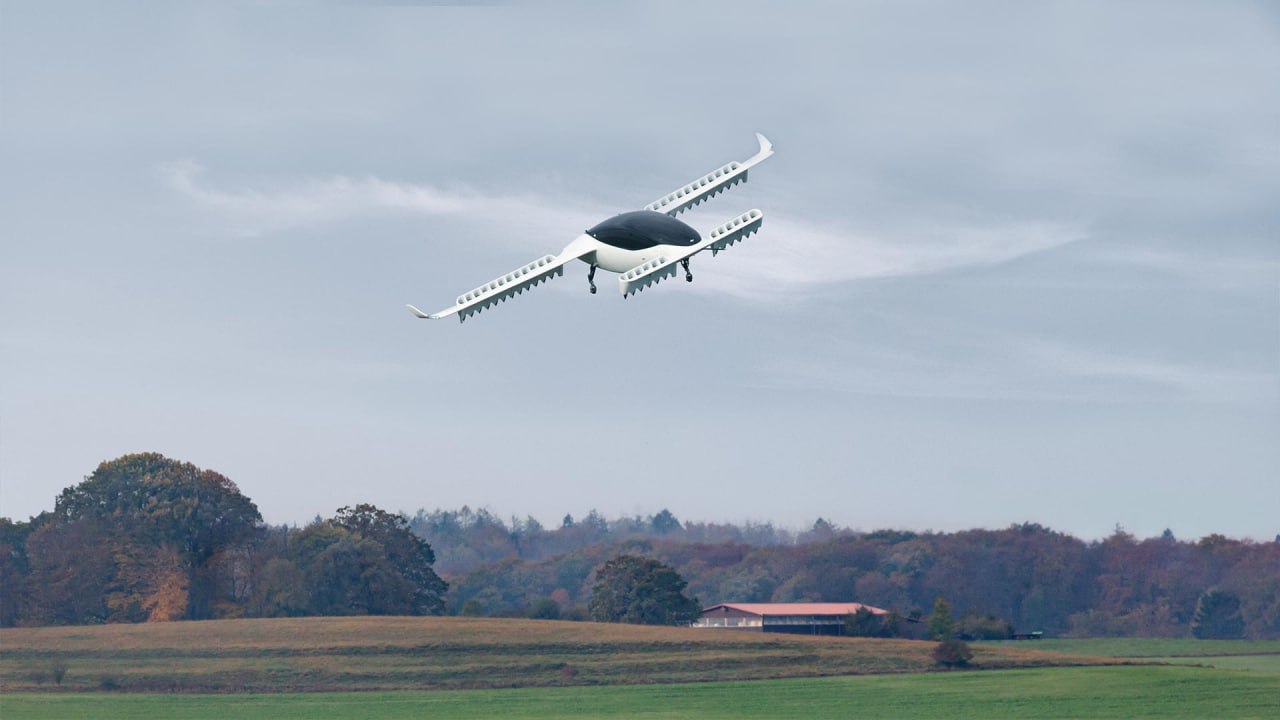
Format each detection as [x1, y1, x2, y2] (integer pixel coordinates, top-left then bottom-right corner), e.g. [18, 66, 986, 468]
[527, 598, 562, 620]
[561, 605, 590, 622]
[846, 607, 887, 637]
[932, 638, 973, 667]
[1066, 609, 1139, 637]
[957, 612, 1013, 640]
[50, 658, 69, 685]
[845, 608, 906, 638]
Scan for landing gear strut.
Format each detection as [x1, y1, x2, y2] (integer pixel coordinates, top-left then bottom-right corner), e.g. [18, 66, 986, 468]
[681, 258, 693, 282]
[587, 264, 597, 294]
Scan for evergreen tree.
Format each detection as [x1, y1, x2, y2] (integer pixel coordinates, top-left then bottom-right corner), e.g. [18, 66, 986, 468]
[928, 597, 954, 640]
[1192, 590, 1244, 639]
[651, 509, 681, 535]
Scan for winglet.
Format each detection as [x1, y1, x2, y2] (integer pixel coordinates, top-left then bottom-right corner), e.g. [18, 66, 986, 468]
[406, 304, 437, 319]
[746, 132, 774, 169]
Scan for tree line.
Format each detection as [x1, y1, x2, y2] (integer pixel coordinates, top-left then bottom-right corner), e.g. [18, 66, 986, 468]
[2, 454, 1276, 640]
[441, 517, 1276, 638]
[0, 454, 446, 624]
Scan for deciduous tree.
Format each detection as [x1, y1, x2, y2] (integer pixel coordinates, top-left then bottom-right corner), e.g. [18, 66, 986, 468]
[38, 453, 263, 620]
[589, 555, 700, 626]
[333, 504, 447, 615]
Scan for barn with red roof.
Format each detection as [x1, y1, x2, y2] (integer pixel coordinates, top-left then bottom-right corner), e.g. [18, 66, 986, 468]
[694, 602, 889, 636]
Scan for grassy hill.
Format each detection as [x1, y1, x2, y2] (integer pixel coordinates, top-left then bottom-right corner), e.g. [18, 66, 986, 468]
[0, 616, 1118, 693]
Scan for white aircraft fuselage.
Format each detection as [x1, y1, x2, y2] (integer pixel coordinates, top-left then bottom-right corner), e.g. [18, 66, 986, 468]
[568, 210, 702, 273]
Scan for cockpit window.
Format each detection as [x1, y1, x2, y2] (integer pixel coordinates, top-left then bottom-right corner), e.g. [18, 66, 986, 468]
[587, 211, 700, 250]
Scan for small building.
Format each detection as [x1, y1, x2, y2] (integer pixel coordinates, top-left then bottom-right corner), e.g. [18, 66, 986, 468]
[694, 602, 889, 636]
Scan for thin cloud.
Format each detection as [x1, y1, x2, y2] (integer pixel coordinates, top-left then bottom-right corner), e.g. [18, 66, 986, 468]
[691, 215, 1085, 301]
[164, 162, 1083, 299]
[160, 160, 604, 241]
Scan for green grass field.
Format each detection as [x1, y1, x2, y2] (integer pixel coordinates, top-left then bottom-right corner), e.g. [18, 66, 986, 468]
[977, 638, 1280, 673]
[979, 637, 1280, 658]
[3, 666, 1277, 719]
[1148, 654, 1280, 672]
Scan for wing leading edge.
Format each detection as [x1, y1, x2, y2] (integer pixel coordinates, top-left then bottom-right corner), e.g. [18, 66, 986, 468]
[643, 133, 773, 217]
[407, 238, 594, 322]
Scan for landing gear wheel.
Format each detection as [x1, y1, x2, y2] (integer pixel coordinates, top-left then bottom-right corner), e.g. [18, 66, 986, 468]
[590, 286, 597, 294]
[587, 264, 598, 294]
[681, 258, 693, 283]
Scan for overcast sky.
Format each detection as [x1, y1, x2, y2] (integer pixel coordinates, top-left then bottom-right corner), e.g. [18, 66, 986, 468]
[2, 1, 1277, 540]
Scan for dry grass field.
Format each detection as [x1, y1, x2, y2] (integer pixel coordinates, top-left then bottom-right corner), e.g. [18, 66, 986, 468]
[0, 616, 1120, 693]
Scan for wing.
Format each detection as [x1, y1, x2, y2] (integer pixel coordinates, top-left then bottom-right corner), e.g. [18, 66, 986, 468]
[643, 133, 773, 217]
[408, 237, 594, 322]
[619, 209, 763, 297]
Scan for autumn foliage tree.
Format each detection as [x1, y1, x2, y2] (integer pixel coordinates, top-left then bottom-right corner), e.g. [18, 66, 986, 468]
[21, 517, 117, 624]
[22, 453, 263, 623]
[5, 457, 452, 626]
[0, 518, 31, 626]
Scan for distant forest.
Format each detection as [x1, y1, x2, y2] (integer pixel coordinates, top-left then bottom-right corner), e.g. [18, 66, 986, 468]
[2, 453, 1276, 639]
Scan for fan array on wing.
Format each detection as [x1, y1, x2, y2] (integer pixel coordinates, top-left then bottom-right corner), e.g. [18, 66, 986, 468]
[707, 209, 764, 256]
[644, 161, 748, 217]
[454, 255, 562, 322]
[642, 133, 772, 218]
[618, 256, 679, 298]
[618, 209, 765, 298]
